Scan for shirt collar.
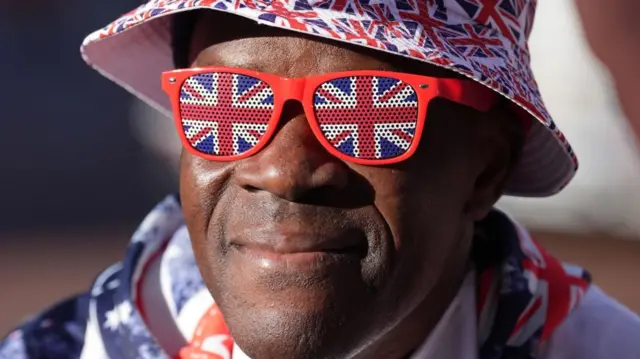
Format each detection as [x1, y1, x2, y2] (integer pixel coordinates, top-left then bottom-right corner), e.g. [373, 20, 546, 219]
[409, 271, 478, 359]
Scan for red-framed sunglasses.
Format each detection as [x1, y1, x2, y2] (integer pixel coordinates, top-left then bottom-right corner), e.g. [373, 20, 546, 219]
[161, 66, 497, 165]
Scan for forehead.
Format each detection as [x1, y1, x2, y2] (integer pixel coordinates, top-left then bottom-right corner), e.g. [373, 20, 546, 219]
[186, 11, 460, 78]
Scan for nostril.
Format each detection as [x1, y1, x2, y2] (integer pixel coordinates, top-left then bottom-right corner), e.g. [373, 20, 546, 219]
[243, 185, 261, 193]
[297, 185, 336, 205]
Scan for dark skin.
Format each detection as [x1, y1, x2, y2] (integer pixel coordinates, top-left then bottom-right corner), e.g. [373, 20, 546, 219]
[180, 11, 522, 359]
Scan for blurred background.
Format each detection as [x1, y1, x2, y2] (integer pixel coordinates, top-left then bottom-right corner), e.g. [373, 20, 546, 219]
[0, 0, 638, 334]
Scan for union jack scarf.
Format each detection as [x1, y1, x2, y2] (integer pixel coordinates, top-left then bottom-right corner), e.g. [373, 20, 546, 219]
[0, 195, 591, 359]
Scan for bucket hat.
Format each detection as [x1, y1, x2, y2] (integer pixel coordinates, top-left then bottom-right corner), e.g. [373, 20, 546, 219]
[80, 0, 577, 197]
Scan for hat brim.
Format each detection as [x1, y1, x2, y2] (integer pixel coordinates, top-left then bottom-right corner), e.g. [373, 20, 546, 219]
[81, 3, 577, 197]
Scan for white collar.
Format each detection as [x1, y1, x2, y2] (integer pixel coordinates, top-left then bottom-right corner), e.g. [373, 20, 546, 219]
[409, 272, 478, 359]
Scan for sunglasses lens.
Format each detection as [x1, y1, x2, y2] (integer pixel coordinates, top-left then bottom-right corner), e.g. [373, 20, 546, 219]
[179, 72, 274, 156]
[313, 76, 419, 161]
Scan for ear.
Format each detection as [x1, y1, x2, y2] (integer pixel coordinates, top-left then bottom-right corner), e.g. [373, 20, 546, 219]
[465, 103, 524, 221]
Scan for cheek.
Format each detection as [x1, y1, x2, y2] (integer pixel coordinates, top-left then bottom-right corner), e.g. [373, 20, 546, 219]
[362, 163, 470, 249]
[357, 155, 474, 295]
[180, 153, 242, 298]
[179, 153, 234, 254]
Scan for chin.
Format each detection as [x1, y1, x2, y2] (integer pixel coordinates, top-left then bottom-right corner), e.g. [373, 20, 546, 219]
[209, 273, 378, 359]
[227, 304, 374, 359]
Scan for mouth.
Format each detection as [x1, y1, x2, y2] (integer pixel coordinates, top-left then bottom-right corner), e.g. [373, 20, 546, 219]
[228, 230, 368, 270]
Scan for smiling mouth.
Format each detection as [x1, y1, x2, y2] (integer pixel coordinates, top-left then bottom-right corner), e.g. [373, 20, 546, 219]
[231, 241, 367, 257]
[230, 244, 366, 270]
[228, 231, 369, 269]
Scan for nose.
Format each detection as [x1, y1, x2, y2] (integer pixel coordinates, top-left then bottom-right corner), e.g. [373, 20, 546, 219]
[233, 103, 349, 202]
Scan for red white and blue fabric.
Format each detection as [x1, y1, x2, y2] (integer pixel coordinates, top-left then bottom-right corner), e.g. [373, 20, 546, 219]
[80, 0, 578, 197]
[0, 195, 592, 359]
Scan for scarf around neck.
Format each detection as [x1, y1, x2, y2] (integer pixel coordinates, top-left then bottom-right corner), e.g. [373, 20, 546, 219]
[88, 195, 591, 359]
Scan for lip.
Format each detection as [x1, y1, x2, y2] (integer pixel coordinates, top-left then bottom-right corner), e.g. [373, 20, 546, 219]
[230, 231, 366, 254]
[228, 229, 368, 269]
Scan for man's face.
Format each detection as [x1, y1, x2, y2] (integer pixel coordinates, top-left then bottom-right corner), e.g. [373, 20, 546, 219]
[180, 12, 519, 359]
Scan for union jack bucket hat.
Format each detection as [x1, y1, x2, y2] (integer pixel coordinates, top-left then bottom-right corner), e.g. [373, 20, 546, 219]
[80, 0, 578, 197]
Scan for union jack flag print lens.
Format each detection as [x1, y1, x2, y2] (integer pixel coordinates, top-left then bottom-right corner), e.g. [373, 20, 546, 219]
[162, 67, 497, 165]
[179, 72, 273, 157]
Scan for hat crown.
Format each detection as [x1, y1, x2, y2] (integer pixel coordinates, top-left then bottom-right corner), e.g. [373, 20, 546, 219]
[303, 0, 536, 44]
[438, 0, 536, 43]
[134, 0, 535, 45]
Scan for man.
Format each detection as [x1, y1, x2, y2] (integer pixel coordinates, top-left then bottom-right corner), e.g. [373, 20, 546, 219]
[2, 1, 640, 359]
